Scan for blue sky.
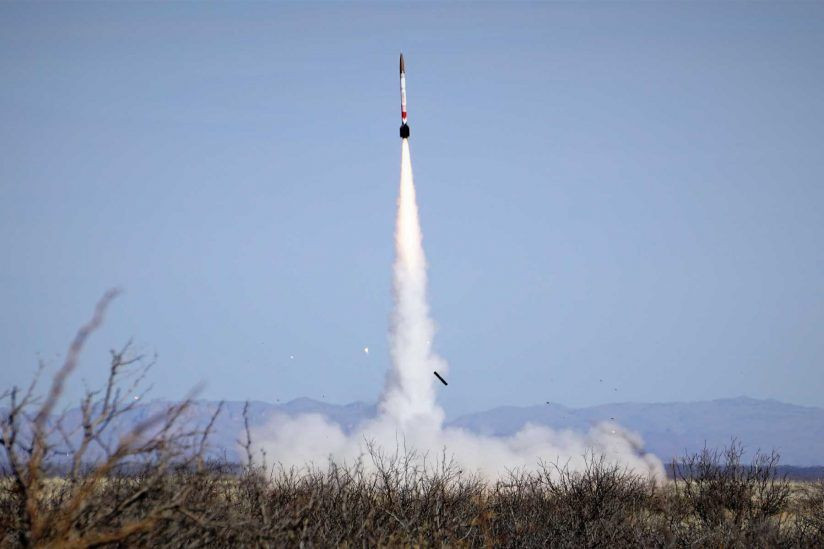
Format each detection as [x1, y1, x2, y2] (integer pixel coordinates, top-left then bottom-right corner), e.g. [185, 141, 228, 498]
[1, 3, 822, 417]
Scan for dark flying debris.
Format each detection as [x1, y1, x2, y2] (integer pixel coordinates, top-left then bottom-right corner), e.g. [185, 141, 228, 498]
[433, 371, 448, 386]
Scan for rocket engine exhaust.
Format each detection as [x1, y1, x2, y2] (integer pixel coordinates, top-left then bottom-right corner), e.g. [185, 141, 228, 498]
[247, 53, 666, 481]
[378, 135, 445, 428]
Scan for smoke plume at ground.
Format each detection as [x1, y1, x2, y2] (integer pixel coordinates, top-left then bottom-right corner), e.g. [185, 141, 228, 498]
[252, 139, 664, 479]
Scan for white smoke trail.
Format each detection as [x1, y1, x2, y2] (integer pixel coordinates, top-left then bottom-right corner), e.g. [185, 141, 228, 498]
[251, 139, 665, 480]
[379, 138, 446, 429]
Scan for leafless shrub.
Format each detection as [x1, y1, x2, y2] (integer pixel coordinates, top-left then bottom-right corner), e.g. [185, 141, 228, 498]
[0, 291, 219, 547]
[1, 293, 822, 547]
[672, 440, 790, 527]
[790, 480, 824, 546]
[484, 453, 658, 546]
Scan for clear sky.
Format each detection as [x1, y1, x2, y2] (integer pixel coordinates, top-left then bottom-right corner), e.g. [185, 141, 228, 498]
[1, 3, 822, 417]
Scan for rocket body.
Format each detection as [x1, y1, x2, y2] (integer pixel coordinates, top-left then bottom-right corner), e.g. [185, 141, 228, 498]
[400, 54, 407, 123]
[399, 54, 410, 138]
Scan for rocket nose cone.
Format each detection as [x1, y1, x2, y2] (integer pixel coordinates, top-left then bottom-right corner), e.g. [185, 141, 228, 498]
[399, 53, 405, 74]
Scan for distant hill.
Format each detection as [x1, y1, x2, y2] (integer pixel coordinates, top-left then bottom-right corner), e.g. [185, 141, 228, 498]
[24, 397, 824, 467]
[447, 397, 824, 466]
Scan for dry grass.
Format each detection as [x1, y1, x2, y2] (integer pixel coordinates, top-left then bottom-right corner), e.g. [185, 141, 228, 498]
[1, 456, 822, 547]
[1, 292, 822, 547]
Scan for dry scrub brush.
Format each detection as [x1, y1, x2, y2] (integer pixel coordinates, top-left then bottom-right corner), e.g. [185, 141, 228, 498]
[1, 292, 823, 547]
[0, 291, 221, 547]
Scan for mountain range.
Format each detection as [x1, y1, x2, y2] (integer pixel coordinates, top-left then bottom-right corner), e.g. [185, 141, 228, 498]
[31, 396, 824, 467]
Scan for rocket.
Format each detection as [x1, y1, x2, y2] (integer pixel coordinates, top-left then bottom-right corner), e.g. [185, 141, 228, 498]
[399, 53, 410, 139]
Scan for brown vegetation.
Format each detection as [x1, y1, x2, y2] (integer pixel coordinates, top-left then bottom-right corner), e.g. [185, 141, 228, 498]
[1, 293, 822, 547]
